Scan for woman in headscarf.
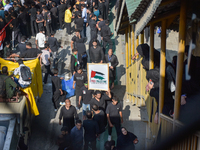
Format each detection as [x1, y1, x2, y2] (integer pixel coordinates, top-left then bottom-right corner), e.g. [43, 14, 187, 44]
[117, 127, 138, 150]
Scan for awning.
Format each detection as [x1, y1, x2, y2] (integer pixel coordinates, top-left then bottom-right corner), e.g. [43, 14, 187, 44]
[126, 0, 144, 24]
[134, 0, 162, 37]
[115, 0, 126, 33]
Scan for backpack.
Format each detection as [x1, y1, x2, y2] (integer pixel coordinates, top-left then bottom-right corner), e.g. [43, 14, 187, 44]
[20, 66, 32, 81]
[0, 75, 9, 98]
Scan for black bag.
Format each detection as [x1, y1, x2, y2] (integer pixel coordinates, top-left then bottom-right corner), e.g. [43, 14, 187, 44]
[20, 66, 32, 81]
[0, 76, 9, 98]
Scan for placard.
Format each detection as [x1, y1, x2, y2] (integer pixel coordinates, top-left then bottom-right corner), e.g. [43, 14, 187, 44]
[87, 63, 109, 91]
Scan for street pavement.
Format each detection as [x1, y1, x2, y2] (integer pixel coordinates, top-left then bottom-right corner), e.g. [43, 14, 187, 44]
[28, 2, 150, 150]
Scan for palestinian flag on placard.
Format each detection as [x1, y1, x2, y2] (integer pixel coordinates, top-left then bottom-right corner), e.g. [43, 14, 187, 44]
[91, 70, 105, 80]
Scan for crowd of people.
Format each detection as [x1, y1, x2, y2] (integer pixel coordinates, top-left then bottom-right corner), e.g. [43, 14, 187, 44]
[0, 0, 139, 150]
[133, 43, 200, 124]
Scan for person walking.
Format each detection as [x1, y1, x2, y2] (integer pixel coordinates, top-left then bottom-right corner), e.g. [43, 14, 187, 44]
[59, 99, 78, 132]
[79, 81, 94, 120]
[101, 20, 113, 53]
[70, 119, 84, 150]
[83, 111, 99, 150]
[29, 3, 38, 37]
[64, 5, 72, 35]
[98, 0, 106, 20]
[106, 96, 123, 141]
[43, 6, 52, 37]
[86, 8, 92, 44]
[71, 48, 82, 75]
[10, 12, 21, 44]
[92, 104, 106, 150]
[96, 15, 105, 43]
[50, 2, 58, 32]
[40, 43, 54, 84]
[104, 49, 119, 89]
[51, 68, 66, 111]
[89, 14, 97, 40]
[74, 12, 84, 38]
[73, 66, 87, 109]
[71, 30, 81, 49]
[35, 27, 46, 50]
[81, 4, 87, 37]
[48, 33, 63, 68]
[58, 0, 67, 30]
[90, 90, 111, 112]
[90, 39, 104, 63]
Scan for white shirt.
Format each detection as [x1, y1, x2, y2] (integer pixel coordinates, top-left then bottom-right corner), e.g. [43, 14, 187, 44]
[82, 8, 87, 23]
[4, 4, 12, 12]
[41, 49, 50, 66]
[14, 64, 31, 85]
[36, 32, 46, 48]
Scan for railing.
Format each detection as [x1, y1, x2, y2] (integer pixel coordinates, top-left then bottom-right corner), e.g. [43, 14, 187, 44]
[160, 113, 200, 150]
[126, 55, 159, 147]
[126, 57, 148, 106]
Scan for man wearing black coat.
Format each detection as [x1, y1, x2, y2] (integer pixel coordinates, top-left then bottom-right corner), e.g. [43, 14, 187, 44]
[58, 0, 67, 29]
[104, 49, 119, 89]
[89, 14, 97, 40]
[90, 40, 104, 63]
[48, 33, 63, 68]
[101, 20, 113, 54]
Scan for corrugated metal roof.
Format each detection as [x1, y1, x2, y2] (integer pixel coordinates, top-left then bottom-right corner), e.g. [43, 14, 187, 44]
[135, 0, 162, 37]
[126, 0, 143, 23]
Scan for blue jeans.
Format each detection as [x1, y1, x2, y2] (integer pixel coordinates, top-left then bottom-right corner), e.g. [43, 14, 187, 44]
[14, 77, 29, 88]
[82, 103, 90, 116]
[80, 29, 85, 38]
[97, 131, 105, 150]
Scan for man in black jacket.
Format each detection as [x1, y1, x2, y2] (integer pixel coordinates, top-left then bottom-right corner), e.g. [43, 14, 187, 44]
[89, 14, 97, 40]
[90, 40, 104, 63]
[76, 37, 87, 70]
[71, 30, 81, 49]
[18, 8, 28, 37]
[51, 69, 66, 111]
[58, 0, 67, 29]
[71, 48, 82, 75]
[98, 0, 105, 19]
[104, 49, 119, 89]
[29, 3, 38, 37]
[97, 15, 105, 43]
[74, 13, 84, 38]
[48, 33, 63, 68]
[50, 2, 58, 32]
[101, 20, 113, 54]
[83, 111, 99, 150]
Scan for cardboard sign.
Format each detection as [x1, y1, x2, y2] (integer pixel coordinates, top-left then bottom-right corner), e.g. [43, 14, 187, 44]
[87, 63, 109, 91]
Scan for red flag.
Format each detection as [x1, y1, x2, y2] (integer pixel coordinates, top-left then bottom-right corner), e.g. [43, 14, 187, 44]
[0, 19, 13, 47]
[91, 70, 96, 78]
